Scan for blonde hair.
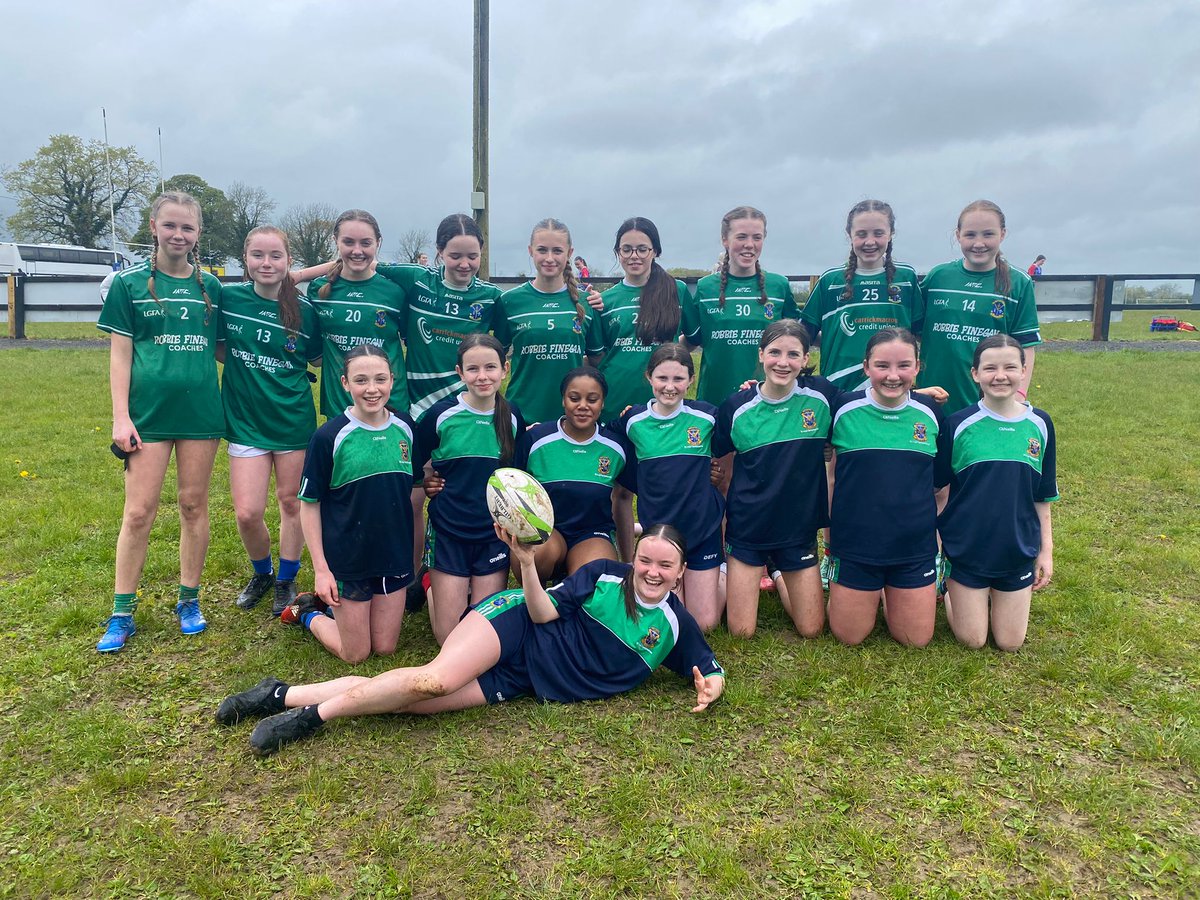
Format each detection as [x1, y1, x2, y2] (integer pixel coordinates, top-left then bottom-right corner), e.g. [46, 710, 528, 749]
[530, 218, 585, 321]
[147, 191, 212, 321]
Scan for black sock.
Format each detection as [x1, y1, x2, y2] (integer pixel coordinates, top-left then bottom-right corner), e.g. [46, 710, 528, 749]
[300, 705, 324, 727]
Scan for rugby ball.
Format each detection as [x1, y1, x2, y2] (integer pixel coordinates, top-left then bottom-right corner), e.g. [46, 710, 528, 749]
[486, 468, 554, 545]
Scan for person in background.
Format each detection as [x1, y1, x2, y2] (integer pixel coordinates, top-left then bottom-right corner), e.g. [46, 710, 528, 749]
[1027, 255, 1046, 277]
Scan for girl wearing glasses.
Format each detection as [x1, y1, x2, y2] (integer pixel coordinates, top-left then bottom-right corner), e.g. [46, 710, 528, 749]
[682, 206, 799, 405]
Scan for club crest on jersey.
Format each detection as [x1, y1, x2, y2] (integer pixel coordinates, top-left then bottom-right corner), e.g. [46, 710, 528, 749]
[686, 426, 702, 447]
[374, 310, 388, 327]
[597, 456, 612, 476]
[913, 422, 928, 443]
[640, 626, 661, 650]
[398, 439, 410, 462]
[571, 317, 583, 334]
[990, 299, 1006, 319]
[284, 334, 297, 353]
[888, 284, 902, 303]
[763, 301, 776, 320]
[801, 408, 817, 429]
[468, 303, 484, 321]
[1027, 437, 1042, 459]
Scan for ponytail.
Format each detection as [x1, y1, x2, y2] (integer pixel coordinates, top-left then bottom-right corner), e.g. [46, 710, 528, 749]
[457, 333, 514, 465]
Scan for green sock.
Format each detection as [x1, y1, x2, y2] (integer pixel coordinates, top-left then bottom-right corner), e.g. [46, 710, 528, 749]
[112, 592, 138, 617]
[178, 584, 200, 604]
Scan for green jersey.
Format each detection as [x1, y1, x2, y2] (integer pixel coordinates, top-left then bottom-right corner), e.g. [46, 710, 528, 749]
[682, 270, 798, 404]
[495, 282, 603, 424]
[595, 278, 688, 422]
[376, 263, 502, 420]
[308, 273, 408, 419]
[96, 262, 224, 441]
[801, 263, 923, 391]
[918, 261, 1042, 415]
[219, 282, 321, 450]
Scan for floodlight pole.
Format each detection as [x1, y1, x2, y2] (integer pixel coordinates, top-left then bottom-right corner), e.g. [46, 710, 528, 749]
[472, 0, 489, 278]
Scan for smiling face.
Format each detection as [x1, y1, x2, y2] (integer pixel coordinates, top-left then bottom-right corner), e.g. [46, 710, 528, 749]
[440, 234, 482, 288]
[244, 231, 290, 291]
[529, 228, 571, 284]
[151, 201, 201, 265]
[562, 374, 604, 433]
[956, 209, 1006, 272]
[336, 219, 380, 279]
[632, 535, 685, 603]
[722, 216, 766, 277]
[457, 343, 506, 403]
[759, 334, 808, 391]
[864, 338, 919, 406]
[849, 210, 893, 270]
[972, 345, 1026, 403]
[647, 360, 692, 410]
[342, 355, 393, 419]
[616, 228, 656, 283]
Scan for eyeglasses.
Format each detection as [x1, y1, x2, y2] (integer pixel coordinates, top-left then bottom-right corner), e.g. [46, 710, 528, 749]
[618, 245, 654, 258]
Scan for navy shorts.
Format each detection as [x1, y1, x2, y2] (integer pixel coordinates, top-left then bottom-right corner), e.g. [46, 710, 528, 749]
[560, 526, 617, 552]
[946, 557, 1037, 593]
[830, 555, 937, 592]
[472, 590, 536, 704]
[726, 539, 819, 571]
[336, 574, 413, 602]
[425, 522, 510, 577]
[682, 526, 724, 572]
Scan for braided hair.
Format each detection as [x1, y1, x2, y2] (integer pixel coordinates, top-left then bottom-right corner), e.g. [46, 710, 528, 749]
[530, 218, 586, 323]
[718, 206, 768, 310]
[319, 209, 382, 300]
[957, 199, 1011, 298]
[244, 225, 302, 336]
[842, 199, 897, 303]
[146, 191, 212, 323]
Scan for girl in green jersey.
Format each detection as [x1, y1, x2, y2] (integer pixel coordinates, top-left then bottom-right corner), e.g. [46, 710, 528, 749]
[594, 216, 687, 561]
[222, 226, 321, 617]
[95, 191, 223, 653]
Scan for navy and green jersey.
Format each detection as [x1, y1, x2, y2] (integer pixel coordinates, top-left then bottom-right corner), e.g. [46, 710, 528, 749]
[96, 261, 224, 441]
[416, 394, 526, 542]
[614, 399, 724, 546]
[515, 420, 626, 539]
[917, 260, 1042, 414]
[376, 263, 502, 419]
[829, 390, 944, 565]
[936, 402, 1059, 576]
[681, 270, 799, 404]
[297, 409, 417, 581]
[307, 273, 408, 419]
[595, 279, 688, 422]
[713, 378, 840, 548]
[219, 282, 320, 450]
[801, 263, 923, 391]
[494, 282, 604, 424]
[477, 559, 724, 703]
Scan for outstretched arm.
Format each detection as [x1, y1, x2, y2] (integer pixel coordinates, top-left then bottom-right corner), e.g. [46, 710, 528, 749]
[692, 667, 724, 713]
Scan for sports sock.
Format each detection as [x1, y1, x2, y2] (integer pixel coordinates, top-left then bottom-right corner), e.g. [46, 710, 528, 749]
[300, 610, 322, 630]
[179, 584, 200, 604]
[251, 555, 274, 576]
[277, 557, 301, 583]
[300, 704, 324, 726]
[112, 592, 138, 617]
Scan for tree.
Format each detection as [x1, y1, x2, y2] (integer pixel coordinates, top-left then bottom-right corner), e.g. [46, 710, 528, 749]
[395, 228, 431, 263]
[130, 174, 237, 268]
[2, 134, 157, 248]
[227, 182, 276, 258]
[280, 203, 338, 267]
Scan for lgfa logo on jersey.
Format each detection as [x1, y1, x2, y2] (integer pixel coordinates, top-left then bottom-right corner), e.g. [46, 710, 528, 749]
[888, 284, 902, 303]
[572, 317, 583, 334]
[801, 408, 817, 429]
[1027, 437, 1041, 459]
[640, 626, 661, 650]
[686, 426, 702, 447]
[284, 334, 297, 353]
[597, 456, 612, 476]
[763, 301, 776, 320]
[374, 310, 387, 328]
[468, 302, 484, 321]
[913, 422, 928, 443]
[990, 299, 1006, 319]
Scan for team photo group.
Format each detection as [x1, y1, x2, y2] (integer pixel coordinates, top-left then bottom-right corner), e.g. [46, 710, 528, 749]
[96, 190, 1058, 756]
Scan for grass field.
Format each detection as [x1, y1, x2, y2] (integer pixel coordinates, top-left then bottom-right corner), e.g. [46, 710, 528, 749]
[1, 346, 1198, 898]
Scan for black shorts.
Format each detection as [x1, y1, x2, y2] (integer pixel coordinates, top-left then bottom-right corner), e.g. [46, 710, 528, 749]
[946, 557, 1037, 593]
[472, 591, 536, 704]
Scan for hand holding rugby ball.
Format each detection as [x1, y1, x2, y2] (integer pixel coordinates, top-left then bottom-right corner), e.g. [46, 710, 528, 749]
[486, 468, 555, 545]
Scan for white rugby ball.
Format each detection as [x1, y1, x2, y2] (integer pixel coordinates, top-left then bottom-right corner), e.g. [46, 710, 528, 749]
[486, 468, 555, 545]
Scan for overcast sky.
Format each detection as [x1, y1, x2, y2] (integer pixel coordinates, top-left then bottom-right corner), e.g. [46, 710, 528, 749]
[2, 0, 1197, 277]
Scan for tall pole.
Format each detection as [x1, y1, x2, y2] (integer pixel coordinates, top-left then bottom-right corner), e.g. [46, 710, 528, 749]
[102, 108, 117, 262]
[158, 127, 165, 193]
[472, 0, 489, 278]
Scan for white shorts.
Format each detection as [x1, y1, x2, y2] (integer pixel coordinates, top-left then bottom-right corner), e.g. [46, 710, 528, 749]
[227, 443, 299, 459]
